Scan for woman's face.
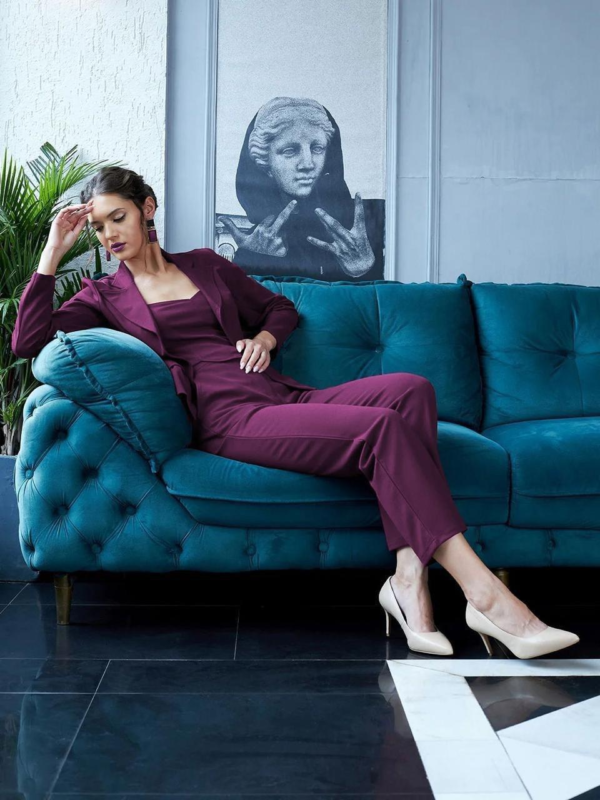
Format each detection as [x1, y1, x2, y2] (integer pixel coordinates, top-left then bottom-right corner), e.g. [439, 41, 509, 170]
[266, 119, 328, 199]
[86, 194, 151, 259]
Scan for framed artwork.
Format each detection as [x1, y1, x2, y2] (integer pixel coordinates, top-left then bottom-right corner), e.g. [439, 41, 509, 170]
[213, 0, 388, 281]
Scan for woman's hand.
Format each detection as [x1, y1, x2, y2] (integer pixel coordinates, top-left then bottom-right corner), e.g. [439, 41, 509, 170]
[218, 200, 297, 257]
[47, 201, 94, 255]
[236, 332, 276, 373]
[306, 192, 375, 277]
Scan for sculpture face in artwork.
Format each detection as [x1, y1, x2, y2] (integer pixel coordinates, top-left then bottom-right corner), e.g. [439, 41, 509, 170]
[262, 117, 328, 200]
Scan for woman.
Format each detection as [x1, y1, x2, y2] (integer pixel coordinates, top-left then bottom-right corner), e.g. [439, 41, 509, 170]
[12, 166, 579, 660]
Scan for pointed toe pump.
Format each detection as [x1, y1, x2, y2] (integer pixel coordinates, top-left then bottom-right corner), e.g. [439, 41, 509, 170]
[379, 576, 453, 656]
[466, 601, 580, 659]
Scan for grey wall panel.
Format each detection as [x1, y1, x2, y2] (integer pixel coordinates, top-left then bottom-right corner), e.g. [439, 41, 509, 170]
[439, 178, 600, 284]
[438, 0, 600, 285]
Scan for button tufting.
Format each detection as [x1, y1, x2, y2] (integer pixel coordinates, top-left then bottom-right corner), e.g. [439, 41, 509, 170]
[125, 505, 136, 515]
[475, 542, 483, 551]
[548, 539, 556, 549]
[318, 541, 329, 553]
[245, 544, 257, 556]
[25, 469, 33, 479]
[57, 504, 68, 516]
[374, 346, 382, 353]
[91, 543, 102, 554]
[56, 430, 67, 440]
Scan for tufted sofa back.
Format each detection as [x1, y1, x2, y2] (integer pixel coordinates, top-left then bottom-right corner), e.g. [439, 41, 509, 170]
[470, 282, 600, 429]
[256, 273, 482, 431]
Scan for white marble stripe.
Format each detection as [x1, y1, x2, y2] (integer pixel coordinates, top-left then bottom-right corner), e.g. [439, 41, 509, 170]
[434, 795, 531, 800]
[387, 662, 529, 796]
[389, 658, 600, 677]
[388, 659, 600, 800]
[498, 695, 600, 800]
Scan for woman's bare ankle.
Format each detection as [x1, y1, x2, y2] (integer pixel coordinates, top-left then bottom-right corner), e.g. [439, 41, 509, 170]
[394, 546, 427, 583]
[464, 573, 506, 610]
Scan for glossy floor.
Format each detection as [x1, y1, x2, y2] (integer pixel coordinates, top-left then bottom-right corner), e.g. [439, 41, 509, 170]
[0, 567, 598, 799]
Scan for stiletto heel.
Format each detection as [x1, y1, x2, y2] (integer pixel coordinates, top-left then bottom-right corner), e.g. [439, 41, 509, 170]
[478, 631, 494, 656]
[378, 576, 453, 656]
[466, 601, 580, 659]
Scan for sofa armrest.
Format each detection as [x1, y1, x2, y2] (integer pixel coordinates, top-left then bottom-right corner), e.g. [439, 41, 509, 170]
[31, 328, 192, 473]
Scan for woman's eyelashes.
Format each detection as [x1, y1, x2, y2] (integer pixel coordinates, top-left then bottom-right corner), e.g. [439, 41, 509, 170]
[94, 215, 125, 233]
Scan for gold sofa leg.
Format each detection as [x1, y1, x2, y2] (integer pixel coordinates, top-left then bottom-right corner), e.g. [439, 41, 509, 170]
[54, 574, 73, 625]
[494, 568, 510, 588]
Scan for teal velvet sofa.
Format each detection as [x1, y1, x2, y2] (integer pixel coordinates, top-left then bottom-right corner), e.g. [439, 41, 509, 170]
[13, 272, 600, 624]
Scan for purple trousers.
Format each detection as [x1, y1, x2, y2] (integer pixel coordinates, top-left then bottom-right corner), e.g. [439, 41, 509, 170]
[200, 372, 468, 566]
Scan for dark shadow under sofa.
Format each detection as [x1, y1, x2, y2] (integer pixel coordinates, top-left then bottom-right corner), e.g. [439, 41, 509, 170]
[13, 271, 600, 624]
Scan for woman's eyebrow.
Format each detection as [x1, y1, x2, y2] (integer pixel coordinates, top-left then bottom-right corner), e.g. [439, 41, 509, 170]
[89, 207, 126, 224]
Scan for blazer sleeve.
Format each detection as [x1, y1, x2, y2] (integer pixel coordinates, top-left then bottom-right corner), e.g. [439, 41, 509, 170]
[206, 248, 300, 359]
[11, 271, 110, 359]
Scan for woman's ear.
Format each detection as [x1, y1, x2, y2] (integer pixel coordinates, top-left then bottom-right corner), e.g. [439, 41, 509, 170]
[144, 197, 157, 220]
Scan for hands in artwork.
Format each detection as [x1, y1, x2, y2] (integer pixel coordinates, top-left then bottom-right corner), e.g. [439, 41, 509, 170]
[307, 192, 375, 278]
[218, 200, 297, 257]
[235, 331, 276, 374]
[220, 191, 375, 278]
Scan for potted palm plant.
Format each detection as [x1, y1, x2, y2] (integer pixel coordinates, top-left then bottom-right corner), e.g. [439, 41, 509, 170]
[0, 142, 123, 579]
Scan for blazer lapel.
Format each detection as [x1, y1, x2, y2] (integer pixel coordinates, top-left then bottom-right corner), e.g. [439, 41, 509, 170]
[91, 246, 315, 395]
[96, 247, 235, 355]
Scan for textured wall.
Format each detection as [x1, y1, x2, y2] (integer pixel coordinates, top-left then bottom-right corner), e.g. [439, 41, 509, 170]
[0, 0, 169, 276]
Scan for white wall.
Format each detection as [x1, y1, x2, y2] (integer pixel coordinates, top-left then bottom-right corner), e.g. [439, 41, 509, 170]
[0, 0, 168, 275]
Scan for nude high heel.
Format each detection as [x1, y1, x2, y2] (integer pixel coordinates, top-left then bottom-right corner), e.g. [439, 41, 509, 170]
[466, 600, 580, 659]
[378, 576, 453, 656]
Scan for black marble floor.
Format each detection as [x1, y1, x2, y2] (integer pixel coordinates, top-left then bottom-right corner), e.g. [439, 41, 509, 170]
[0, 566, 598, 799]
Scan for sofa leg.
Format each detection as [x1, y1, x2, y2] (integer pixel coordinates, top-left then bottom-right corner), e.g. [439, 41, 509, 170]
[54, 574, 73, 625]
[494, 568, 510, 588]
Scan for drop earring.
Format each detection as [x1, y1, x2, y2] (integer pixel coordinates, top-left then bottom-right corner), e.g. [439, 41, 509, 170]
[146, 217, 158, 243]
[105, 246, 111, 261]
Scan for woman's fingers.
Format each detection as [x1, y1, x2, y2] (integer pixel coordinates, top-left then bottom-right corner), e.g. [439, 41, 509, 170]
[61, 204, 92, 219]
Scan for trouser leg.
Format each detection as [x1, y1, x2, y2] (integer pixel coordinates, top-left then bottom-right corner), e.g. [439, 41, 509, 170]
[292, 372, 465, 561]
[202, 378, 467, 566]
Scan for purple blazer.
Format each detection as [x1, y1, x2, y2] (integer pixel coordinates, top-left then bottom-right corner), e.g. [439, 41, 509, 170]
[12, 247, 315, 418]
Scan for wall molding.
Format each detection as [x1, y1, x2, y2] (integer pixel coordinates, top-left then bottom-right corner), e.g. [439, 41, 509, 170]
[427, 0, 442, 283]
[385, 0, 401, 280]
[165, 0, 218, 252]
[203, 0, 219, 250]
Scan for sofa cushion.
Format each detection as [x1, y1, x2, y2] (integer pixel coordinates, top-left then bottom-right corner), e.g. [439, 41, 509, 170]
[254, 274, 482, 431]
[160, 421, 508, 528]
[483, 417, 600, 528]
[471, 282, 600, 428]
[31, 328, 192, 474]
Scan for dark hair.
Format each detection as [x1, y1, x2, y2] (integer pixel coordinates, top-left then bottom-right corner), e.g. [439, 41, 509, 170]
[80, 166, 158, 234]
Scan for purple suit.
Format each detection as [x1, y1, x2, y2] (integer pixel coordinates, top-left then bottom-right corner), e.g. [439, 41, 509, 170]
[12, 247, 467, 565]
